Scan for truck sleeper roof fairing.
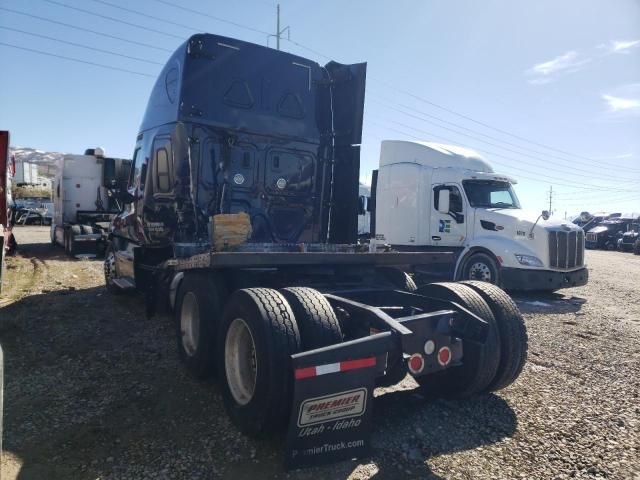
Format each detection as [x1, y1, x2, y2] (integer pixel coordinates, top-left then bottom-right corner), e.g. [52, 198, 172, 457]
[140, 33, 366, 145]
[379, 140, 493, 172]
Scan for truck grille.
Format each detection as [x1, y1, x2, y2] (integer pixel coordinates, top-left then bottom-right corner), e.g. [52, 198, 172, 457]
[586, 232, 597, 242]
[549, 230, 584, 269]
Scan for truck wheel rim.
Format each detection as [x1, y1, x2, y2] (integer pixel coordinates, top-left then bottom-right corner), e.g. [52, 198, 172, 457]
[225, 318, 257, 406]
[469, 262, 492, 282]
[104, 251, 116, 285]
[180, 292, 200, 357]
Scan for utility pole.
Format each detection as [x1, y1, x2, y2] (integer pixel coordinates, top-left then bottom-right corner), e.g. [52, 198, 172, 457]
[269, 3, 290, 50]
[548, 185, 553, 214]
[276, 4, 280, 50]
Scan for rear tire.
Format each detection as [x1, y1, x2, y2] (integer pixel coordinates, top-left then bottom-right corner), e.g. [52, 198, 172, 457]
[377, 267, 417, 291]
[218, 288, 301, 436]
[634, 240, 640, 255]
[461, 281, 528, 391]
[68, 225, 81, 257]
[279, 287, 342, 349]
[175, 272, 227, 379]
[103, 244, 122, 294]
[415, 282, 500, 399]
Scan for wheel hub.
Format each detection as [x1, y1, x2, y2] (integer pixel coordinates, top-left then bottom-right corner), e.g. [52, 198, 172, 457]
[469, 262, 492, 282]
[225, 318, 257, 406]
[180, 292, 200, 357]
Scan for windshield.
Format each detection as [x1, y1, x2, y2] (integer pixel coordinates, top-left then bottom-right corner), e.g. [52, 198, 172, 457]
[462, 180, 521, 209]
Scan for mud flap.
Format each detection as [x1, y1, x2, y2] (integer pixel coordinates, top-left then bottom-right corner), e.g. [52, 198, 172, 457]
[285, 333, 392, 469]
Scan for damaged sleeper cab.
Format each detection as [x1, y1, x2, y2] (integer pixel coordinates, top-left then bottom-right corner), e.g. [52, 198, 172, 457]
[104, 33, 528, 469]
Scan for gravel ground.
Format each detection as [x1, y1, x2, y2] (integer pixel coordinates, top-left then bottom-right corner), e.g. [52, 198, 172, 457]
[1, 226, 639, 480]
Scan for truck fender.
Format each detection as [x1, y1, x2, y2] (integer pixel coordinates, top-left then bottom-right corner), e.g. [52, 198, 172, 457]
[455, 236, 541, 278]
[169, 272, 185, 310]
[454, 246, 500, 280]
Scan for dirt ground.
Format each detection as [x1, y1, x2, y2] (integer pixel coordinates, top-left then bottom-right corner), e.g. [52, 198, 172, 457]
[1, 226, 639, 480]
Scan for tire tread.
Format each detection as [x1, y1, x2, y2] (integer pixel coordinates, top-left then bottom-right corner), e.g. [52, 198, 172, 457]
[220, 288, 301, 435]
[461, 281, 528, 390]
[415, 282, 500, 398]
[279, 287, 342, 349]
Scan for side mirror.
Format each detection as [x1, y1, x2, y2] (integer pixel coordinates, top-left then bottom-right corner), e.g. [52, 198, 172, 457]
[542, 210, 550, 221]
[437, 189, 450, 214]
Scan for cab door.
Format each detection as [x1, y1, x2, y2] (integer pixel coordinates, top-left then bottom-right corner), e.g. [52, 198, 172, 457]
[112, 143, 145, 280]
[141, 135, 175, 244]
[430, 184, 467, 247]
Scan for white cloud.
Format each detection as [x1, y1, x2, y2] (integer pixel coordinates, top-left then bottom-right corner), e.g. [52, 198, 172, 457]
[611, 39, 640, 53]
[530, 50, 590, 76]
[601, 83, 640, 118]
[602, 94, 640, 112]
[527, 50, 592, 84]
[527, 39, 639, 86]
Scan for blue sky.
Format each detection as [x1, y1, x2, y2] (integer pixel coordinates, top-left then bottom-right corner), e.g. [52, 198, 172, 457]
[1, 0, 639, 217]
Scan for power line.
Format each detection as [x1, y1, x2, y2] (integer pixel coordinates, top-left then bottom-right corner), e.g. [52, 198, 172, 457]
[0, 25, 164, 65]
[42, 0, 184, 40]
[259, 36, 640, 177]
[559, 192, 640, 206]
[283, 37, 331, 59]
[369, 95, 640, 176]
[554, 188, 637, 199]
[375, 118, 634, 191]
[366, 120, 637, 193]
[86, 0, 201, 34]
[147, 0, 272, 36]
[556, 189, 640, 201]
[553, 191, 640, 202]
[370, 78, 633, 171]
[372, 99, 639, 183]
[6, 2, 635, 189]
[560, 194, 640, 207]
[0, 41, 155, 78]
[0, 6, 172, 52]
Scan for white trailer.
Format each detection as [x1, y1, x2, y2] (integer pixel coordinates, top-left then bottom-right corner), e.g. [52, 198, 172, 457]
[374, 140, 588, 291]
[12, 160, 38, 185]
[358, 183, 371, 236]
[51, 148, 130, 257]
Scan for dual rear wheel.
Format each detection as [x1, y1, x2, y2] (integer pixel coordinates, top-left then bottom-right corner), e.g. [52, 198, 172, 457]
[175, 280, 342, 435]
[174, 273, 527, 435]
[416, 281, 527, 398]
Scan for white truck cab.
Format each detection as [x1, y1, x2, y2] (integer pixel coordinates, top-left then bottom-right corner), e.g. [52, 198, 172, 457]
[375, 140, 588, 290]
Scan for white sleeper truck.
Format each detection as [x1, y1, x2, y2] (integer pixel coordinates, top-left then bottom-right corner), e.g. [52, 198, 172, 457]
[52, 148, 130, 257]
[374, 140, 588, 291]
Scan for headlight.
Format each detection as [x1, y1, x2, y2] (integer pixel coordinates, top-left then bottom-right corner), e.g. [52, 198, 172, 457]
[515, 254, 544, 267]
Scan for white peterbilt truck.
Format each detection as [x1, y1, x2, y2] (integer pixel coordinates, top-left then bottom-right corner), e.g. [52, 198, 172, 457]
[374, 140, 588, 290]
